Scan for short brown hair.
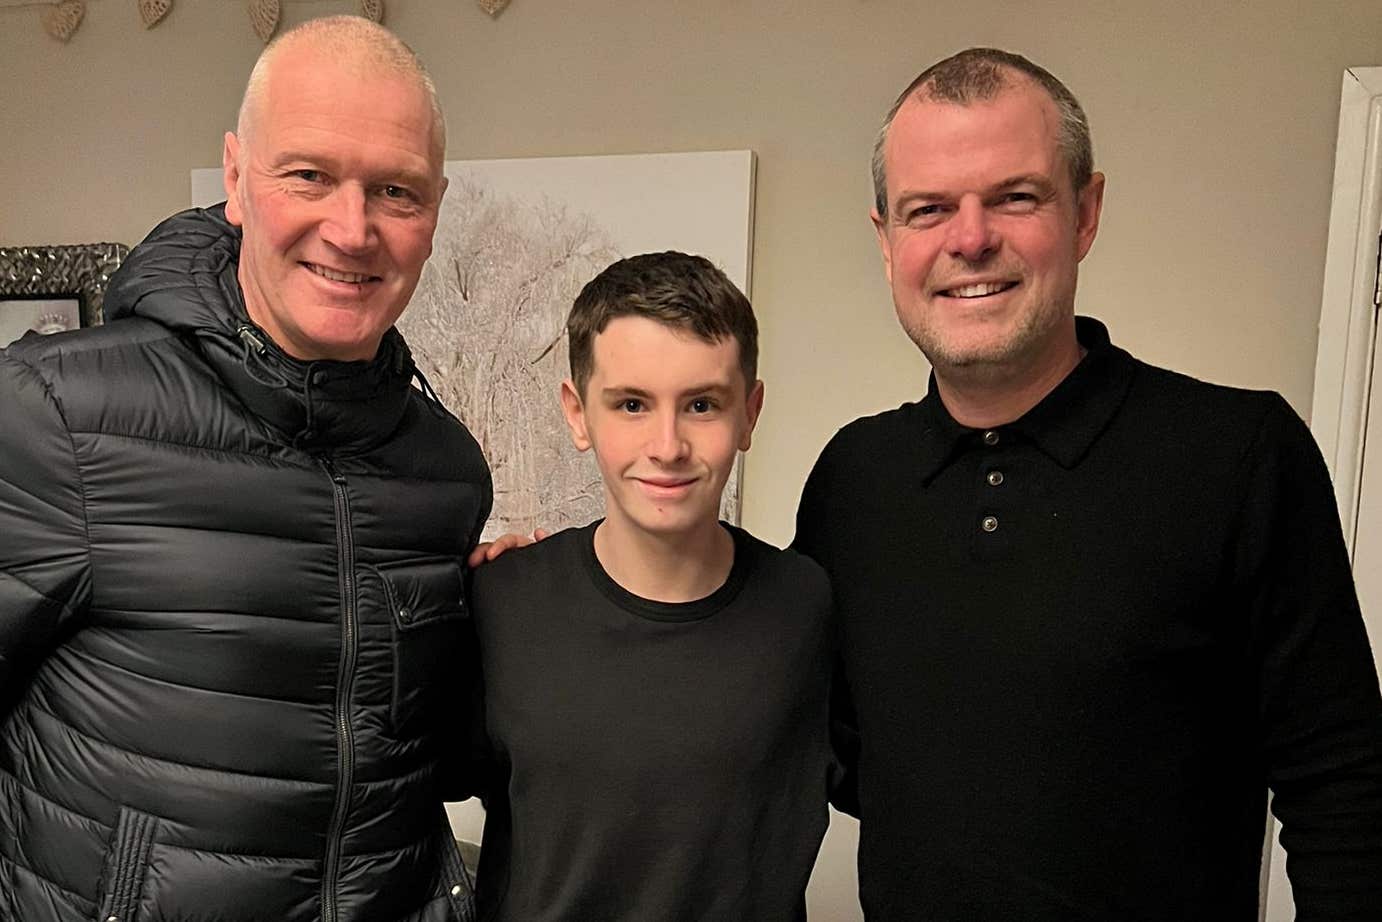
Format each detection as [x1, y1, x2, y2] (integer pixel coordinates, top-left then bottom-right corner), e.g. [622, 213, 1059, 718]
[567, 252, 758, 397]
[872, 48, 1093, 217]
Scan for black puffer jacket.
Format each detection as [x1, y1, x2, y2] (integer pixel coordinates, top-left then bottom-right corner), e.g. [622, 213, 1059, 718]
[0, 206, 491, 922]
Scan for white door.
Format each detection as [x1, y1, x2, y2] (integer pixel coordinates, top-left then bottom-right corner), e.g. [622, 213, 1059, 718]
[1352, 324, 1382, 679]
[1268, 65, 1382, 922]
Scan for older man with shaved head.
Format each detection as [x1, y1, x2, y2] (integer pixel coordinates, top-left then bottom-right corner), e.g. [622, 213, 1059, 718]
[0, 16, 490, 922]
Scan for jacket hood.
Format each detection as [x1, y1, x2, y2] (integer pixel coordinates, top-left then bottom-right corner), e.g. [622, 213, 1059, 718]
[104, 204, 248, 335]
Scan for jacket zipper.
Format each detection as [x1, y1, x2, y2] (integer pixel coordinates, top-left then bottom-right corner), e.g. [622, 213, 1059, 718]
[321, 457, 358, 922]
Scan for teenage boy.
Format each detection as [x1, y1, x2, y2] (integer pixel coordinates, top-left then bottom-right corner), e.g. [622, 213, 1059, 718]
[469, 251, 835, 922]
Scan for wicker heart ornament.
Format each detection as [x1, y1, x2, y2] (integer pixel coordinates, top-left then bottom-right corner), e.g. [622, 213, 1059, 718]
[359, 0, 384, 22]
[477, 0, 510, 16]
[139, 0, 173, 28]
[43, 0, 86, 42]
[248, 0, 280, 43]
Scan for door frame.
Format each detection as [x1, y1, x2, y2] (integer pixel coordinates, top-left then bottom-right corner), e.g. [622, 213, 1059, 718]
[1310, 67, 1382, 553]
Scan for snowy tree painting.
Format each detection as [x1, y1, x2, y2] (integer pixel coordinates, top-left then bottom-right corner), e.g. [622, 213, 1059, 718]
[400, 177, 620, 537]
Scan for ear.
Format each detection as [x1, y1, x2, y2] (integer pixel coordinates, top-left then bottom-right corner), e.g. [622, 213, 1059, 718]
[1074, 171, 1105, 262]
[436, 174, 449, 206]
[871, 207, 894, 285]
[738, 379, 766, 452]
[222, 132, 245, 227]
[560, 379, 592, 452]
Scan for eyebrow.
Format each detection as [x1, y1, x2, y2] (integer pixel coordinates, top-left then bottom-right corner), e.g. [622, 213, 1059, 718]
[271, 150, 338, 169]
[599, 381, 735, 400]
[271, 151, 435, 191]
[892, 173, 1056, 212]
[993, 174, 1057, 195]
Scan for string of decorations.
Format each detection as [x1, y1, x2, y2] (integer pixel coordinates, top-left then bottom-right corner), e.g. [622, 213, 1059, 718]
[0, 0, 511, 44]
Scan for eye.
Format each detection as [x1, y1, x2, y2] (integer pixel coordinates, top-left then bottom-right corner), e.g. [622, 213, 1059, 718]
[620, 398, 644, 413]
[996, 191, 1039, 211]
[382, 185, 414, 200]
[292, 169, 324, 183]
[689, 397, 715, 414]
[904, 203, 947, 226]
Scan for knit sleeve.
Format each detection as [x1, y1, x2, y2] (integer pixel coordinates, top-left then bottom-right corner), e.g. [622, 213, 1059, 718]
[0, 349, 94, 714]
[1241, 394, 1382, 918]
[792, 427, 846, 570]
[794, 432, 860, 818]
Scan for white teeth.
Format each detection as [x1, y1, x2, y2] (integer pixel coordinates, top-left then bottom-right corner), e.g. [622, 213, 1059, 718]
[309, 264, 371, 284]
[947, 281, 1010, 298]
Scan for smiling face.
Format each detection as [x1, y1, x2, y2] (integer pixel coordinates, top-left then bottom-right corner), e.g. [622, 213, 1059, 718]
[223, 43, 445, 362]
[872, 77, 1103, 383]
[561, 315, 764, 545]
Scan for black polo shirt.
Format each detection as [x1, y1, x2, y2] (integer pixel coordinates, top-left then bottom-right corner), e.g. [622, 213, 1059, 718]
[795, 317, 1382, 921]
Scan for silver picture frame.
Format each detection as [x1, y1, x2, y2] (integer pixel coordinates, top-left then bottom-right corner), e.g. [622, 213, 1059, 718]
[0, 243, 130, 345]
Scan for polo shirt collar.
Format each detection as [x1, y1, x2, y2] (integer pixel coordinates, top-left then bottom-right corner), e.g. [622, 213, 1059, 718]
[914, 316, 1135, 483]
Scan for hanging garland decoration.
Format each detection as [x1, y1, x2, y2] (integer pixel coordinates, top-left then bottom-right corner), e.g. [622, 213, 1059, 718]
[2, 0, 511, 44]
[138, 0, 170, 28]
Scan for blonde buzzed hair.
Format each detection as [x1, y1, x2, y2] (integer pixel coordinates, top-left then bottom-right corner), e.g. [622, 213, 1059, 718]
[236, 15, 446, 166]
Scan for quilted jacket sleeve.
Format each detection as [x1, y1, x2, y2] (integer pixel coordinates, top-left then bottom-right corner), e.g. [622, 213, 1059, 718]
[0, 349, 93, 715]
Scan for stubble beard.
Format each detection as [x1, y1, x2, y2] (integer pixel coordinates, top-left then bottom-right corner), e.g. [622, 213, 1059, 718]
[900, 290, 1071, 387]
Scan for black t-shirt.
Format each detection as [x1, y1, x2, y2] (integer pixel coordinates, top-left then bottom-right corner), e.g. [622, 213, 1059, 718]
[471, 521, 835, 922]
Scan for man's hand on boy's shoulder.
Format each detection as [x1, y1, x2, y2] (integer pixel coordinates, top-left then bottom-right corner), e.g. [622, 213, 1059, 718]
[467, 529, 550, 568]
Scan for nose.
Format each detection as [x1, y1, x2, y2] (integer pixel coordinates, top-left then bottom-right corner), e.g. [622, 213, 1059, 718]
[647, 409, 690, 464]
[319, 184, 374, 255]
[945, 195, 999, 263]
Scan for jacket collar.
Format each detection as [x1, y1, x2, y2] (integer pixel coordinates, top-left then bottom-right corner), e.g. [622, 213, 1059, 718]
[103, 204, 417, 455]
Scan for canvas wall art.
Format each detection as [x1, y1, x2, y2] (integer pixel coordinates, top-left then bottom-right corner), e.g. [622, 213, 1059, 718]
[192, 150, 756, 539]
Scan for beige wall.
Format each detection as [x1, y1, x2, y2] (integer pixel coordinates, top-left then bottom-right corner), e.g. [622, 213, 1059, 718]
[5, 2, 1380, 919]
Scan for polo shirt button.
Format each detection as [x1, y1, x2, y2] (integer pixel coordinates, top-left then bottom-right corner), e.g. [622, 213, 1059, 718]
[981, 515, 999, 532]
[983, 430, 1000, 446]
[987, 470, 1004, 486]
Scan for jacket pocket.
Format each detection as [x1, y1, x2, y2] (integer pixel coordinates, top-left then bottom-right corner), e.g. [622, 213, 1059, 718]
[372, 557, 469, 735]
[95, 807, 158, 922]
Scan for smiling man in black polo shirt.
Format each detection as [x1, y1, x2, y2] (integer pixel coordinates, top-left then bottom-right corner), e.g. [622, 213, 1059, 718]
[794, 47, 1382, 920]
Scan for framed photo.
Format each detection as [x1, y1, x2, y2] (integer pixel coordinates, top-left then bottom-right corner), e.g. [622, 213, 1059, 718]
[0, 243, 129, 347]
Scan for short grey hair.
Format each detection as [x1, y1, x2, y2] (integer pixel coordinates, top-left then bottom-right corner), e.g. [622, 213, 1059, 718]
[871, 48, 1093, 218]
[236, 15, 446, 168]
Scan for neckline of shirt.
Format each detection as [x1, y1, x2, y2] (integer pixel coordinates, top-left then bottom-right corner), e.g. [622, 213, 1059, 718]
[578, 519, 753, 623]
